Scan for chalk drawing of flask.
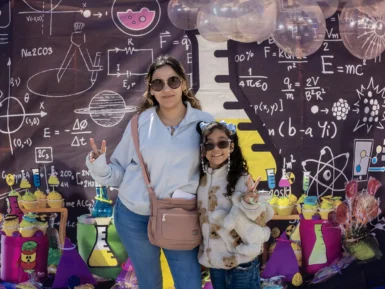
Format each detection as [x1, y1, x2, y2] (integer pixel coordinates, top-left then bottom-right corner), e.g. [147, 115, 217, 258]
[186, 30, 281, 181]
[111, 0, 161, 37]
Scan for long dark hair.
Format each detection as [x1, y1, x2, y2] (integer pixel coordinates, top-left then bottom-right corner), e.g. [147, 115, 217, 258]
[198, 122, 249, 197]
[139, 55, 201, 112]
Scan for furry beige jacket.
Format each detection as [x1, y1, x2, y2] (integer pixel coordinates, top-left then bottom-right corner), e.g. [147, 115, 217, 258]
[197, 165, 274, 270]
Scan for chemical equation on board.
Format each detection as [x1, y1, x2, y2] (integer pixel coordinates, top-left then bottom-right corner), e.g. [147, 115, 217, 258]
[266, 117, 337, 139]
[250, 99, 283, 116]
[43, 118, 91, 147]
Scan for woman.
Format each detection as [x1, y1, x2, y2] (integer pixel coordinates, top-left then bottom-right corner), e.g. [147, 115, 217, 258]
[86, 55, 213, 289]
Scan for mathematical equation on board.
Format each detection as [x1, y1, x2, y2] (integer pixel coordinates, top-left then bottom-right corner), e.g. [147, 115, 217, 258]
[231, 14, 385, 143]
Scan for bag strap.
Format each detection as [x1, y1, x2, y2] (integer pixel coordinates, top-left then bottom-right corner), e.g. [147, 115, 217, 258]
[131, 113, 156, 197]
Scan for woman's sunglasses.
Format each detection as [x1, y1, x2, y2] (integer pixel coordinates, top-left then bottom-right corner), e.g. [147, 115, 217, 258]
[203, 140, 231, 151]
[150, 76, 181, 91]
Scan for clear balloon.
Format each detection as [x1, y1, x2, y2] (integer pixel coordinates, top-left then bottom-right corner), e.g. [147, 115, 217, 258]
[197, 11, 229, 42]
[352, 0, 385, 17]
[317, 0, 340, 18]
[180, 0, 212, 9]
[206, 1, 239, 41]
[167, 0, 199, 30]
[236, 0, 277, 42]
[302, 0, 339, 18]
[272, 2, 326, 58]
[339, 3, 385, 59]
[209, 0, 277, 43]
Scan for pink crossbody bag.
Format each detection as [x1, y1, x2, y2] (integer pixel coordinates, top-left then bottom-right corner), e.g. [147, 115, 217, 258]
[131, 113, 202, 250]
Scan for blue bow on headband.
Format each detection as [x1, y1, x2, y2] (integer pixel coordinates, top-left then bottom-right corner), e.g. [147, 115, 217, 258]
[199, 121, 236, 135]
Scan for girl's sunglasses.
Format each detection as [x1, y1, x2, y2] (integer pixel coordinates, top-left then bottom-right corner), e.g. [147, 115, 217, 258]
[203, 140, 231, 151]
[150, 76, 181, 91]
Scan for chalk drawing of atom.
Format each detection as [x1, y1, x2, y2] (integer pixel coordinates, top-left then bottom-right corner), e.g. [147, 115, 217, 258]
[302, 146, 349, 198]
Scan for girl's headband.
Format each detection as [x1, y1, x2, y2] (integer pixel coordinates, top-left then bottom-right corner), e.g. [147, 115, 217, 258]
[199, 121, 236, 135]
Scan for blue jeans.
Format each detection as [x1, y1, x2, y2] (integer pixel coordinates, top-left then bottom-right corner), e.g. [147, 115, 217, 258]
[209, 258, 260, 289]
[113, 198, 202, 289]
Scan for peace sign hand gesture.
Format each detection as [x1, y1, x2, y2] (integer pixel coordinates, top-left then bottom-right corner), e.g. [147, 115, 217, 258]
[243, 175, 261, 205]
[89, 138, 106, 162]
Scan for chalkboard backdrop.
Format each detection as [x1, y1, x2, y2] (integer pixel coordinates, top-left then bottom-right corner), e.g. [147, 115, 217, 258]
[1, 0, 385, 242]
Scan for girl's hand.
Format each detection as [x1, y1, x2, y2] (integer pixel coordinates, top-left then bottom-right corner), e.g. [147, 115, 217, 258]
[89, 138, 106, 162]
[243, 175, 261, 204]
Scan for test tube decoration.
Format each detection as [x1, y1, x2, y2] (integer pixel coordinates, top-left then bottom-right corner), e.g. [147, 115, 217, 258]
[302, 171, 310, 195]
[31, 168, 41, 189]
[266, 168, 276, 191]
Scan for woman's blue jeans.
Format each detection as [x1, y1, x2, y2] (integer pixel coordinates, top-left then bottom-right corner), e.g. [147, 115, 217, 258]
[114, 198, 202, 289]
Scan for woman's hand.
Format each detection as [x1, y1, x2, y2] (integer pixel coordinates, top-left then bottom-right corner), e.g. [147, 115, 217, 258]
[89, 138, 106, 162]
[243, 175, 261, 204]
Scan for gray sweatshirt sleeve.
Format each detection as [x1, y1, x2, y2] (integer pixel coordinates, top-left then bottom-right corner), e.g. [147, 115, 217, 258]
[85, 121, 135, 187]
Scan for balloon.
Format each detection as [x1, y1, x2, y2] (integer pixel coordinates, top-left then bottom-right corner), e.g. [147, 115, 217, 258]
[352, 0, 385, 16]
[209, 0, 277, 43]
[302, 0, 339, 18]
[205, 1, 239, 41]
[180, 0, 213, 9]
[236, 0, 277, 42]
[272, 1, 326, 58]
[197, 11, 229, 42]
[339, 3, 385, 59]
[167, 0, 199, 30]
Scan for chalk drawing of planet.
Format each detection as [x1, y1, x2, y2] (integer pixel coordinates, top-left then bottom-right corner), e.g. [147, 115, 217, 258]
[74, 90, 138, 127]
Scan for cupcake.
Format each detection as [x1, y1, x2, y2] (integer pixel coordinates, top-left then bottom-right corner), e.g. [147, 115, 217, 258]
[288, 194, 298, 204]
[276, 196, 294, 216]
[19, 213, 37, 237]
[20, 191, 38, 209]
[36, 216, 48, 235]
[8, 190, 21, 199]
[47, 191, 64, 208]
[319, 197, 335, 220]
[34, 189, 47, 208]
[302, 196, 318, 220]
[2, 214, 19, 236]
[269, 196, 279, 215]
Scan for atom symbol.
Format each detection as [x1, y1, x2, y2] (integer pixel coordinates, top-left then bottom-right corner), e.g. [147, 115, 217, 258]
[353, 77, 385, 133]
[301, 146, 349, 198]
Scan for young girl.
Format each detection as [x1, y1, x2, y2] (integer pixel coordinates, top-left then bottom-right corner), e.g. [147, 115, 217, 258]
[197, 121, 274, 289]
